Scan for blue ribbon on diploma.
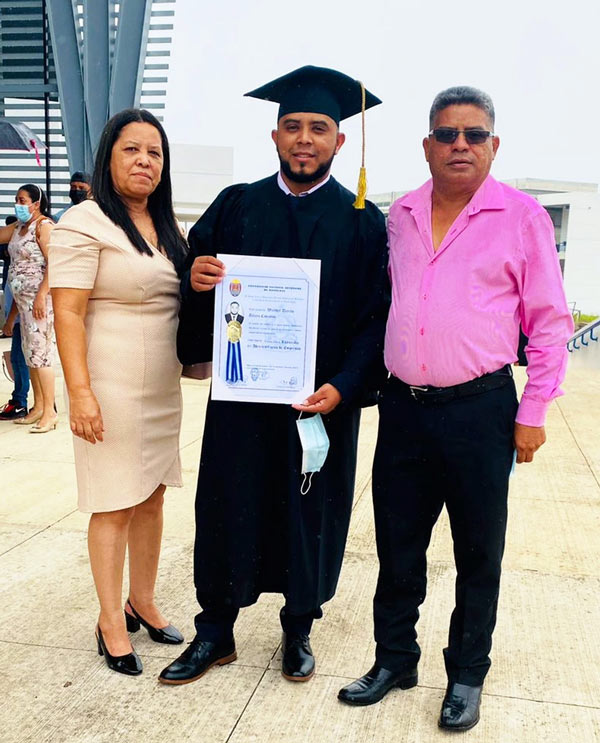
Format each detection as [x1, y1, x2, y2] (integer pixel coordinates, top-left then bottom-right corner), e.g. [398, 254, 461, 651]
[226, 339, 243, 383]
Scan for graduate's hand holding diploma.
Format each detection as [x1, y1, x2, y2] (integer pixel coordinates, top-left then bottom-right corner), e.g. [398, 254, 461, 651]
[292, 383, 342, 415]
[190, 255, 226, 292]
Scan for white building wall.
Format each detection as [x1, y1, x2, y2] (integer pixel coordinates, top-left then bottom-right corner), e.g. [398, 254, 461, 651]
[537, 192, 600, 316]
[170, 143, 234, 232]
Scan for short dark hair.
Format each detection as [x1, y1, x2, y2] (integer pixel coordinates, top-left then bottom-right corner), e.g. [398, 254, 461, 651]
[5, 215, 18, 225]
[18, 183, 50, 217]
[92, 108, 188, 275]
[70, 171, 91, 184]
[429, 86, 495, 129]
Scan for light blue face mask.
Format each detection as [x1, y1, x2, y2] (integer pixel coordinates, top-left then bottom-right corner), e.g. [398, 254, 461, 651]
[14, 204, 31, 222]
[296, 413, 330, 494]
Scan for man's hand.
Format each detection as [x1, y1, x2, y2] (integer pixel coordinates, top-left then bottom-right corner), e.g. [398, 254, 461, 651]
[514, 422, 546, 463]
[190, 256, 225, 292]
[292, 383, 342, 415]
[1, 319, 13, 337]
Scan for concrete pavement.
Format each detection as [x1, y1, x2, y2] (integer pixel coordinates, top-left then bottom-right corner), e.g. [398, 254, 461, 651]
[1, 345, 599, 743]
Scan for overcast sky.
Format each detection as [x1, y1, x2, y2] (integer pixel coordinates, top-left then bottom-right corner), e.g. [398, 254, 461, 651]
[164, 0, 600, 196]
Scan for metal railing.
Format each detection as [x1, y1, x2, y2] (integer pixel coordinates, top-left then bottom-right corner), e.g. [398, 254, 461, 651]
[567, 318, 600, 352]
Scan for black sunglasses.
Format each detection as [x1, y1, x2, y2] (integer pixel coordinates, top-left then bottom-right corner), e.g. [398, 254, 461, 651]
[429, 128, 494, 145]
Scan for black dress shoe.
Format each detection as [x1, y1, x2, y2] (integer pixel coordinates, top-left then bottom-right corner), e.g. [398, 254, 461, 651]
[338, 664, 418, 706]
[439, 682, 483, 731]
[96, 626, 143, 676]
[158, 636, 237, 685]
[281, 632, 315, 681]
[125, 600, 184, 644]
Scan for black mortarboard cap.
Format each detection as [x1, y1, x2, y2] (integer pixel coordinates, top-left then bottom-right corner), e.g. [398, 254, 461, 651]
[244, 65, 381, 124]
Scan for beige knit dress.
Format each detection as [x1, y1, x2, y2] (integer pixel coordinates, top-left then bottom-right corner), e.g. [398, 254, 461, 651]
[48, 200, 183, 513]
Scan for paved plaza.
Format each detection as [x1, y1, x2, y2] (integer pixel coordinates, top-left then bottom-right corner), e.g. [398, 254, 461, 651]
[1, 345, 599, 743]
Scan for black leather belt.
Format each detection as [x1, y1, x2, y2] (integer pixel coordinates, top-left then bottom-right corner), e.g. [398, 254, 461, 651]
[390, 365, 513, 404]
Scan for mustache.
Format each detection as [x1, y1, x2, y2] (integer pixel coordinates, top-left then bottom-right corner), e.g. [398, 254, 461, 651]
[277, 151, 336, 185]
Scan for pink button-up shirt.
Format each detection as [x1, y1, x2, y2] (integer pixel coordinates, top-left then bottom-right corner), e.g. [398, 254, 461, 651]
[385, 174, 573, 427]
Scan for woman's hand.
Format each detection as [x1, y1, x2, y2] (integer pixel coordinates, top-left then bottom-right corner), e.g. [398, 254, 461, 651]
[33, 290, 47, 320]
[69, 389, 104, 444]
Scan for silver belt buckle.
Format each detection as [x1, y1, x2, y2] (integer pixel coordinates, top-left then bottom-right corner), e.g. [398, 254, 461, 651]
[409, 385, 428, 400]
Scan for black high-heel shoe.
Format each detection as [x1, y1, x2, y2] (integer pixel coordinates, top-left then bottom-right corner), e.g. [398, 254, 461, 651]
[96, 626, 143, 676]
[125, 600, 184, 645]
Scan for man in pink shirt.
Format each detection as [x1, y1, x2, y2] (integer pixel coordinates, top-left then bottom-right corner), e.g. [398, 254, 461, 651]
[338, 87, 573, 730]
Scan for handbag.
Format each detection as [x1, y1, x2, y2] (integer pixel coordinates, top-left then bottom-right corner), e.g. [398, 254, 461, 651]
[2, 349, 14, 382]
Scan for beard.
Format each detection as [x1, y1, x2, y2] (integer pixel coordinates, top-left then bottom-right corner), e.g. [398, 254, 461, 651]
[278, 151, 335, 185]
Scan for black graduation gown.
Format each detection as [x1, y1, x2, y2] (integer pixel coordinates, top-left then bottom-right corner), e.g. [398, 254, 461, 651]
[178, 174, 389, 614]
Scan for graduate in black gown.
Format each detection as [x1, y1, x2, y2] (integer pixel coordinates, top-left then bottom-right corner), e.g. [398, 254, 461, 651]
[160, 66, 390, 685]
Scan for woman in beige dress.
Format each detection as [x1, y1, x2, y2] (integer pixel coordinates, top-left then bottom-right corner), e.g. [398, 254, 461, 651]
[49, 109, 188, 676]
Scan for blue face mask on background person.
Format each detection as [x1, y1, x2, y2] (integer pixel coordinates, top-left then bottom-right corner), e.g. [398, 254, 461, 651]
[14, 204, 32, 222]
[296, 413, 330, 494]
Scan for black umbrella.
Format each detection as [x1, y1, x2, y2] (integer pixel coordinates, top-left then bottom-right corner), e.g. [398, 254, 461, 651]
[0, 117, 46, 165]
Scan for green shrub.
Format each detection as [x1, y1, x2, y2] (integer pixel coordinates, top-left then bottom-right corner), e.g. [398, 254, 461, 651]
[578, 313, 599, 324]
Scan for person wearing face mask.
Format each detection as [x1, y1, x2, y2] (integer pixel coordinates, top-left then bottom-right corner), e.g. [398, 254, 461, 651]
[0, 215, 31, 420]
[0, 184, 56, 432]
[53, 171, 92, 222]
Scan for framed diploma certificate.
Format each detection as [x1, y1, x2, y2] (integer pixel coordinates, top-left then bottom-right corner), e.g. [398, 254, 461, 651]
[211, 253, 321, 404]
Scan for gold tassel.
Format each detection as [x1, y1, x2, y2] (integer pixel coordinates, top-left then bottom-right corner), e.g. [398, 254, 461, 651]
[354, 166, 367, 209]
[353, 81, 367, 210]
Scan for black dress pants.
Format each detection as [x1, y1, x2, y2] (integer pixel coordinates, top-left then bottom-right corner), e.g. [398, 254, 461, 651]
[194, 602, 322, 641]
[372, 376, 518, 685]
